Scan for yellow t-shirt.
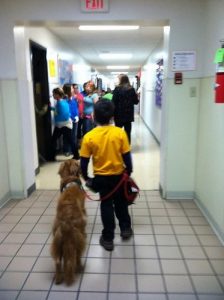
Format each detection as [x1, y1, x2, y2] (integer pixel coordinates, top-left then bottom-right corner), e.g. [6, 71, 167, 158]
[80, 125, 130, 176]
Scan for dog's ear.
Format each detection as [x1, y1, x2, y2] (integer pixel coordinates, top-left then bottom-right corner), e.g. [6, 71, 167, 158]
[58, 162, 65, 177]
[70, 160, 81, 176]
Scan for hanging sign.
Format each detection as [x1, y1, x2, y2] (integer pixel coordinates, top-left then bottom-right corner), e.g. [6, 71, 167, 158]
[172, 51, 196, 71]
[81, 0, 109, 12]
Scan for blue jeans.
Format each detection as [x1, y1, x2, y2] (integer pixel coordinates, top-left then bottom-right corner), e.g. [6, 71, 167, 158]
[83, 118, 94, 135]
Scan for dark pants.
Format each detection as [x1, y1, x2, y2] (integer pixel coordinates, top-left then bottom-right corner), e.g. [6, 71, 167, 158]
[93, 175, 131, 241]
[77, 118, 84, 140]
[63, 122, 78, 154]
[115, 121, 132, 144]
[83, 118, 94, 135]
[50, 126, 79, 160]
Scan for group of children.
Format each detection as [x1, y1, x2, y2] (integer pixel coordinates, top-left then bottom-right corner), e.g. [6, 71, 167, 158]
[49, 81, 99, 160]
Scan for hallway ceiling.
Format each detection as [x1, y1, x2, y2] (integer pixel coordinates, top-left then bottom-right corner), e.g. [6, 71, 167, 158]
[48, 24, 164, 79]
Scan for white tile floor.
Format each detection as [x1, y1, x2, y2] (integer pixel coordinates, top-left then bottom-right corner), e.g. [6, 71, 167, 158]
[0, 117, 224, 300]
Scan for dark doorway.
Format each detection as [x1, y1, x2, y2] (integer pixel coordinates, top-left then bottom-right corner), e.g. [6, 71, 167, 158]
[30, 41, 52, 165]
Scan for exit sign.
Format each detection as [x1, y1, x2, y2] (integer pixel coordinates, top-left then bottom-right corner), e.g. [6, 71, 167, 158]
[81, 0, 109, 12]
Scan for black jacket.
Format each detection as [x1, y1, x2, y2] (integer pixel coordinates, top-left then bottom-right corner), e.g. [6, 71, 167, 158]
[112, 86, 139, 123]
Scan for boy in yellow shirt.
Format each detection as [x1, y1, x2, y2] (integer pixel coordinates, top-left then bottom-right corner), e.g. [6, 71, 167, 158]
[80, 100, 133, 251]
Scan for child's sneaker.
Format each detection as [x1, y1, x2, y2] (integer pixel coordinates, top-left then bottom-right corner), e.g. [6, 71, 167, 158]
[99, 236, 114, 251]
[120, 228, 133, 239]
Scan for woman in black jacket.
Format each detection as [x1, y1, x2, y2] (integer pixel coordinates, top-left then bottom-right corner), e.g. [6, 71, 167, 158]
[112, 74, 139, 143]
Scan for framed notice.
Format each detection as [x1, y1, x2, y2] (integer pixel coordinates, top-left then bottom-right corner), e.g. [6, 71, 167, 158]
[172, 51, 196, 71]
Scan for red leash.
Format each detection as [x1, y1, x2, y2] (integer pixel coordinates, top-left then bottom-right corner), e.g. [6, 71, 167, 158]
[84, 172, 139, 204]
[84, 173, 127, 201]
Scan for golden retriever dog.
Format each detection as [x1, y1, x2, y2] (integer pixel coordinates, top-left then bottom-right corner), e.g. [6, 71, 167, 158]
[51, 159, 87, 285]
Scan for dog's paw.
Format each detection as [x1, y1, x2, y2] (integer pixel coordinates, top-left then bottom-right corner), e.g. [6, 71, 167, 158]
[64, 276, 74, 286]
[76, 264, 85, 273]
[55, 274, 63, 285]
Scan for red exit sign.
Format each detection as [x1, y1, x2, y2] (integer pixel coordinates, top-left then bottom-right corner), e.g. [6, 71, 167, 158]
[81, 0, 109, 12]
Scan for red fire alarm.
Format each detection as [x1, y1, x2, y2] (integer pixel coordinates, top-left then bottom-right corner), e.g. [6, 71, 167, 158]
[174, 72, 183, 84]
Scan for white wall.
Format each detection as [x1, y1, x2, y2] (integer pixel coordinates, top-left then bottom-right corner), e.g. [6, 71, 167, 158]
[159, 2, 205, 199]
[194, 0, 224, 241]
[141, 41, 164, 143]
[164, 78, 200, 198]
[0, 82, 10, 205]
[138, 2, 204, 199]
[1, 79, 25, 199]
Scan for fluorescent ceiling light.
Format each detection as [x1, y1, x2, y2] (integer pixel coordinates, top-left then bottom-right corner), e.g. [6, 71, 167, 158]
[107, 66, 130, 69]
[111, 71, 129, 74]
[79, 25, 139, 31]
[99, 53, 132, 60]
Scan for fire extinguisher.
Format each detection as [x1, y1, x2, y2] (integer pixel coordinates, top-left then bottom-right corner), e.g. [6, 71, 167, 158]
[215, 72, 224, 103]
[214, 43, 224, 103]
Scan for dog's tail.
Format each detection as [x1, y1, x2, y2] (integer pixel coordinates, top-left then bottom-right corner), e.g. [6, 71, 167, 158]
[61, 222, 84, 285]
[51, 226, 64, 284]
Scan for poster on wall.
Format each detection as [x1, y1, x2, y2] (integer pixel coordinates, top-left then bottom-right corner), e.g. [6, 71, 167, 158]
[58, 59, 73, 85]
[47, 53, 58, 84]
[155, 59, 163, 107]
[48, 60, 56, 78]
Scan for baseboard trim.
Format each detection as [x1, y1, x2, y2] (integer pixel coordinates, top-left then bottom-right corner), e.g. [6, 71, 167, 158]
[159, 184, 163, 198]
[140, 116, 160, 146]
[0, 183, 36, 209]
[158, 187, 224, 244]
[0, 191, 12, 209]
[194, 194, 224, 245]
[164, 190, 194, 200]
[35, 166, 40, 175]
[159, 184, 195, 200]
[27, 183, 36, 196]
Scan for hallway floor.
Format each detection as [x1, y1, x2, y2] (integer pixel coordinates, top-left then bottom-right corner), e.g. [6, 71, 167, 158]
[0, 117, 224, 300]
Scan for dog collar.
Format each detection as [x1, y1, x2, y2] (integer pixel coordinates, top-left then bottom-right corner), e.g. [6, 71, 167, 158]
[61, 179, 83, 192]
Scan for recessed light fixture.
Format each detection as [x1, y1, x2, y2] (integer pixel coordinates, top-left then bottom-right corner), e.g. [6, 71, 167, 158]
[99, 53, 132, 60]
[79, 25, 139, 31]
[107, 66, 130, 69]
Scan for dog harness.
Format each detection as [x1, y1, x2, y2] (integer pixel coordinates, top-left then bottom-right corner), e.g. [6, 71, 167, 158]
[61, 178, 83, 193]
